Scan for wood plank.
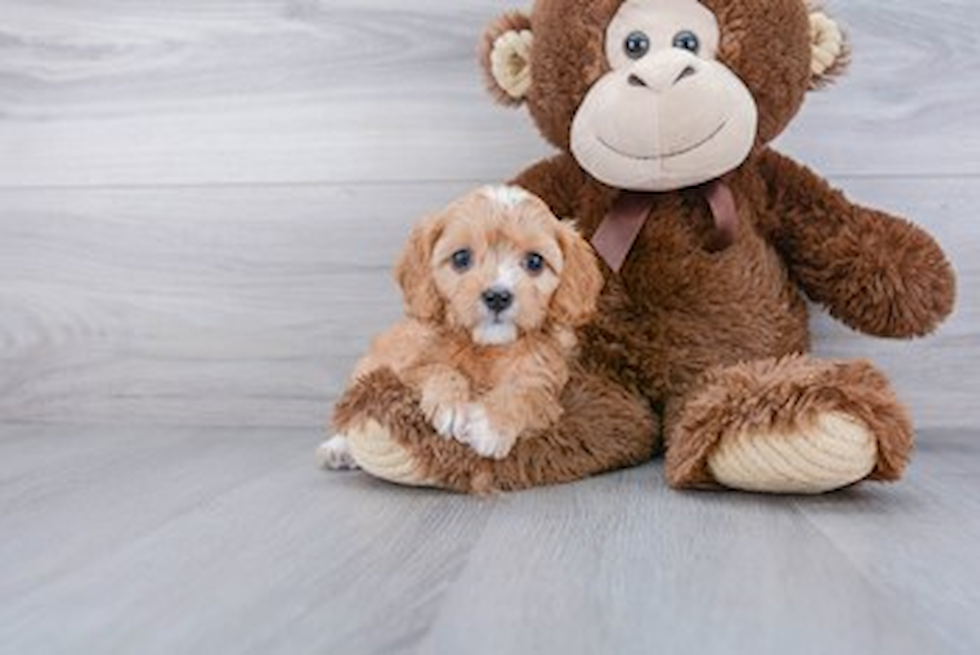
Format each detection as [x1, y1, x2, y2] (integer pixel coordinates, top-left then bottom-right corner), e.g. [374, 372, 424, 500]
[0, 183, 464, 427]
[0, 425, 305, 604]
[0, 425, 495, 654]
[0, 177, 975, 428]
[418, 429, 980, 655]
[419, 471, 943, 655]
[1, 0, 978, 187]
[2, 425, 979, 653]
[793, 429, 980, 653]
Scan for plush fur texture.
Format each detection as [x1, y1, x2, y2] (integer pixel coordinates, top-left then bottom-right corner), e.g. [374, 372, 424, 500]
[331, 0, 955, 494]
[480, 12, 535, 106]
[334, 366, 657, 493]
[662, 354, 914, 489]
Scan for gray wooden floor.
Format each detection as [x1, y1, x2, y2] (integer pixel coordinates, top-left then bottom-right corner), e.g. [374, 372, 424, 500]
[1, 1, 979, 653]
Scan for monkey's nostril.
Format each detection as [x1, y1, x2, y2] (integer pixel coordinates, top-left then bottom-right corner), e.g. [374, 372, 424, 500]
[675, 65, 697, 85]
[628, 74, 648, 88]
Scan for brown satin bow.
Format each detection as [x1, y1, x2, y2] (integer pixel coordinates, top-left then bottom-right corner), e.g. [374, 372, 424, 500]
[591, 180, 738, 273]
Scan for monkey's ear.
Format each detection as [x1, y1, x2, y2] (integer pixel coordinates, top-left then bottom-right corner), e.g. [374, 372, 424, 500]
[480, 11, 534, 106]
[809, 9, 850, 89]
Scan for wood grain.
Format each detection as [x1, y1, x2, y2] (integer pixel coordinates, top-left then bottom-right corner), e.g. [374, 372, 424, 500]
[2, 424, 978, 654]
[1, 0, 978, 187]
[420, 476, 941, 655]
[0, 178, 975, 428]
[793, 429, 980, 652]
[0, 425, 496, 654]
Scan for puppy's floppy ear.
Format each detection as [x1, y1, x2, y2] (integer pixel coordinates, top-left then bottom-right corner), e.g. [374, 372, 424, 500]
[479, 11, 533, 107]
[551, 221, 605, 328]
[394, 213, 446, 322]
[808, 8, 850, 89]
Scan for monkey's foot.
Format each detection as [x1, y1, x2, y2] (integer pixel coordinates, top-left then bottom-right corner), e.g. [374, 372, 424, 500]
[665, 355, 913, 494]
[705, 411, 877, 494]
[345, 420, 435, 488]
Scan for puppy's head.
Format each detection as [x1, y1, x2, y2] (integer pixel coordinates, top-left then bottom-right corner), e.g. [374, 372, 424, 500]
[396, 186, 604, 346]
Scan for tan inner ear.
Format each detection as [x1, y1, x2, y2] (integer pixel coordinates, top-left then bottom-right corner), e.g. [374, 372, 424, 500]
[810, 11, 846, 85]
[490, 29, 533, 101]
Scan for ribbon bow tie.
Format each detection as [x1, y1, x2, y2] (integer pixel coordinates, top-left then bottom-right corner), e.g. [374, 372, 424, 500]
[590, 180, 739, 273]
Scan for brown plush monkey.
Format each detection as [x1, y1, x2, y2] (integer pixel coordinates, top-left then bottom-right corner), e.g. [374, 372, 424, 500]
[329, 0, 956, 494]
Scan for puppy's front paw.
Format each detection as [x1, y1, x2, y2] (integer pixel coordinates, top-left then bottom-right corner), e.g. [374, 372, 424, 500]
[316, 435, 360, 471]
[423, 400, 469, 440]
[458, 404, 517, 460]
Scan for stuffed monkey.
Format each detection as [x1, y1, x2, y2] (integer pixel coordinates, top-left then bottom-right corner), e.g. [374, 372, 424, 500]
[331, 0, 955, 494]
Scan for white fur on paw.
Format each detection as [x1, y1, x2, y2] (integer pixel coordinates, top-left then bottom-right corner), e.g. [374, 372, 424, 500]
[431, 403, 470, 440]
[316, 435, 360, 471]
[457, 404, 515, 460]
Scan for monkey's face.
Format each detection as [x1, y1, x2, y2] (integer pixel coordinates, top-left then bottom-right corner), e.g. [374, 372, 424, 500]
[480, 0, 842, 192]
[569, 0, 758, 191]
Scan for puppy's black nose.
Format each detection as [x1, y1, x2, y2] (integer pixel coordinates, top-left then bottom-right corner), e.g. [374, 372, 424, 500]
[482, 288, 514, 314]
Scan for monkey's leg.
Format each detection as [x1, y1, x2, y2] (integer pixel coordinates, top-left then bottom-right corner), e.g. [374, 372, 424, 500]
[330, 367, 657, 493]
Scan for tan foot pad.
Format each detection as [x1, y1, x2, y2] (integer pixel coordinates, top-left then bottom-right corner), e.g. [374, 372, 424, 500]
[346, 420, 436, 488]
[706, 412, 878, 494]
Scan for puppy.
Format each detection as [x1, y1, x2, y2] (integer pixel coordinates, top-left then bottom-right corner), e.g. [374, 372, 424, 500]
[318, 185, 604, 469]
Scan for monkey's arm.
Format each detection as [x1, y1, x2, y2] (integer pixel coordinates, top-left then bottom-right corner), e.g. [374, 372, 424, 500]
[511, 153, 587, 217]
[758, 149, 956, 338]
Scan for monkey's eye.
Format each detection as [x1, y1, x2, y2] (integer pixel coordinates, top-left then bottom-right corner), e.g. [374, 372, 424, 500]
[451, 249, 474, 272]
[624, 31, 651, 59]
[524, 252, 546, 275]
[673, 30, 700, 54]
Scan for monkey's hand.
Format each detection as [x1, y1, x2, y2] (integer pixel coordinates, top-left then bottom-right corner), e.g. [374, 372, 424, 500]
[759, 149, 956, 338]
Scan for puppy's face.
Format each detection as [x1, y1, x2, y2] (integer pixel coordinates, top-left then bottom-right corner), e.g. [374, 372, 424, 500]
[397, 186, 604, 346]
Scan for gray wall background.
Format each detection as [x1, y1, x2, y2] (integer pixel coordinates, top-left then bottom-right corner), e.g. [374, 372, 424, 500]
[1, 0, 977, 429]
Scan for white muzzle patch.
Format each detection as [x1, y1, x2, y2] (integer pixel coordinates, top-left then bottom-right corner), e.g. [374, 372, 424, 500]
[473, 259, 521, 346]
[474, 321, 518, 346]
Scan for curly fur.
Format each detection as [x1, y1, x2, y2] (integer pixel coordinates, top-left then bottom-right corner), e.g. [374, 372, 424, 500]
[339, 187, 608, 461]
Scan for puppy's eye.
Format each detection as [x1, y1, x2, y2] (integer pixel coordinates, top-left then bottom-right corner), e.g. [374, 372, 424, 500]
[624, 31, 650, 60]
[673, 30, 700, 54]
[524, 252, 546, 275]
[451, 249, 473, 272]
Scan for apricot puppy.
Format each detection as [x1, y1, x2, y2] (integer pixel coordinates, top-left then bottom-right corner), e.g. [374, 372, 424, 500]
[318, 185, 604, 467]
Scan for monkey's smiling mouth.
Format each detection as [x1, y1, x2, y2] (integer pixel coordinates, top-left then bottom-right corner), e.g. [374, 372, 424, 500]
[597, 121, 728, 161]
